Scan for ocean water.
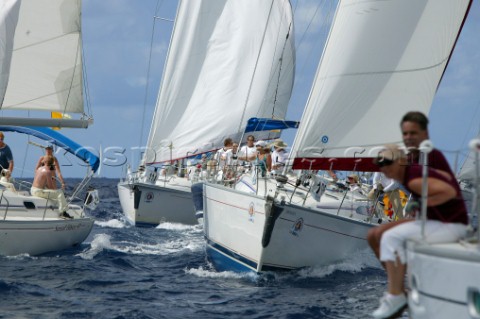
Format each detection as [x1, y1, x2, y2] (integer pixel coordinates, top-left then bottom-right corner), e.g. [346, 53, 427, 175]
[0, 178, 408, 319]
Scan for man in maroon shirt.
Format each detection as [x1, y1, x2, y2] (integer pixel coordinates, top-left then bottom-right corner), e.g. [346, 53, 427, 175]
[370, 144, 467, 319]
[367, 111, 455, 259]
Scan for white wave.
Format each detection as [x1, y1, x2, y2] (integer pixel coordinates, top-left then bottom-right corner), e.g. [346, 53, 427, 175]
[156, 222, 202, 232]
[89, 232, 205, 256]
[185, 266, 257, 280]
[77, 233, 113, 260]
[125, 236, 204, 255]
[290, 248, 382, 279]
[6, 253, 36, 260]
[95, 219, 127, 228]
[78, 222, 204, 257]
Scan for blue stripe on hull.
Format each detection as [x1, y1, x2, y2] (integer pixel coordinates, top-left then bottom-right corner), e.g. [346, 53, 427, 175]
[206, 241, 257, 273]
[206, 239, 295, 273]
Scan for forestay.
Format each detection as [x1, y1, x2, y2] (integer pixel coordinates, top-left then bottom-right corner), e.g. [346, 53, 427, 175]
[292, 0, 472, 171]
[145, 0, 295, 165]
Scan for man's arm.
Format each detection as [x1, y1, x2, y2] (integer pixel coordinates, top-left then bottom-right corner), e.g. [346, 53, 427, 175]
[7, 160, 13, 177]
[407, 177, 456, 206]
[54, 157, 65, 188]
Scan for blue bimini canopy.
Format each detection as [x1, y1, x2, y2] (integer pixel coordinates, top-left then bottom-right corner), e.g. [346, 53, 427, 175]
[0, 126, 100, 173]
[245, 117, 299, 133]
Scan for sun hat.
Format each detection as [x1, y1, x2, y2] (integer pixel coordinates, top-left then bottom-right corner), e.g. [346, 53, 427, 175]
[347, 174, 359, 183]
[272, 139, 287, 149]
[373, 144, 406, 166]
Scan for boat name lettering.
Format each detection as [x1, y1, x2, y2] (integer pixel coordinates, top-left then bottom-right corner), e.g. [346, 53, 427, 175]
[55, 223, 82, 232]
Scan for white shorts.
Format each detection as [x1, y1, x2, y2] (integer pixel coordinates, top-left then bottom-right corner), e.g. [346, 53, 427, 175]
[380, 220, 467, 264]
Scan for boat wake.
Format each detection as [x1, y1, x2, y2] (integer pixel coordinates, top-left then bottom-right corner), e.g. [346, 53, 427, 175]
[95, 219, 127, 228]
[77, 233, 114, 259]
[156, 222, 203, 232]
[295, 248, 382, 279]
[78, 227, 205, 260]
[185, 265, 258, 281]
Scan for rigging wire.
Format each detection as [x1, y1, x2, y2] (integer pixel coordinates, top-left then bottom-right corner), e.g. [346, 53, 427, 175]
[270, 17, 293, 120]
[138, 0, 166, 155]
[456, 97, 480, 175]
[285, 0, 336, 163]
[292, 0, 335, 79]
[237, 0, 276, 134]
[82, 42, 93, 119]
[19, 111, 32, 178]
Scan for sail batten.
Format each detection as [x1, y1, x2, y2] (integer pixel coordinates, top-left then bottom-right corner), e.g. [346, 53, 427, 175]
[145, 0, 295, 164]
[291, 0, 472, 172]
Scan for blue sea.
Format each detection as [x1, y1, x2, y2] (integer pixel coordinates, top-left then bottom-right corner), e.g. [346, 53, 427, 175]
[0, 178, 409, 319]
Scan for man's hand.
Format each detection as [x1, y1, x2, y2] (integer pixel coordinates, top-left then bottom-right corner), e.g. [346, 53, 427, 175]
[404, 200, 420, 218]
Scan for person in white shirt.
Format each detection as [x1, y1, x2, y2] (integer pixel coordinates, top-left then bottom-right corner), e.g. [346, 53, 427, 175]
[271, 139, 288, 173]
[369, 172, 404, 218]
[347, 174, 364, 195]
[214, 138, 233, 171]
[238, 135, 257, 165]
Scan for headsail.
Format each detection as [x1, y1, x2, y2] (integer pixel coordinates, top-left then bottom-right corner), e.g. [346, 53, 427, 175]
[458, 133, 480, 181]
[291, 0, 472, 171]
[144, 0, 295, 165]
[0, 0, 91, 128]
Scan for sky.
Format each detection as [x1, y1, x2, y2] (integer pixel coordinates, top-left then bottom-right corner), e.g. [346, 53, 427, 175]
[4, 0, 480, 179]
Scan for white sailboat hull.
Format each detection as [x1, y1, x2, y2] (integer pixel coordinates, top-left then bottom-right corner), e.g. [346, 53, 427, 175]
[117, 179, 197, 227]
[0, 188, 93, 256]
[407, 240, 480, 319]
[204, 182, 376, 272]
[0, 218, 93, 256]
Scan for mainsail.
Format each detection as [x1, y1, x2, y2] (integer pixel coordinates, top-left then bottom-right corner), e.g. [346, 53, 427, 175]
[0, 0, 91, 128]
[144, 0, 295, 164]
[291, 0, 472, 171]
[0, 0, 21, 103]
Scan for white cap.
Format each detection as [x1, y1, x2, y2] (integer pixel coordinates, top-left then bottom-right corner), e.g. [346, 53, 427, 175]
[254, 140, 267, 147]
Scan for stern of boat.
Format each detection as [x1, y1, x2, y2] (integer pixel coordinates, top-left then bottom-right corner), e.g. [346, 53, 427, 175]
[407, 240, 480, 319]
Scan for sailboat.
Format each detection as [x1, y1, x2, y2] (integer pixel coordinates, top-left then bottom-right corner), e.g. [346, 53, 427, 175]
[406, 138, 480, 319]
[117, 0, 295, 227]
[202, 0, 472, 272]
[0, 0, 99, 256]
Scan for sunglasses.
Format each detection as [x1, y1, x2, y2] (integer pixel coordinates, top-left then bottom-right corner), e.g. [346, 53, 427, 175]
[374, 158, 394, 167]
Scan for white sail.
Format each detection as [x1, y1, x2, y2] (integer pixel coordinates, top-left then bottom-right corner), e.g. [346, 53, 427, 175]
[291, 0, 471, 171]
[144, 0, 295, 164]
[458, 133, 480, 181]
[1, 0, 84, 115]
[0, 0, 21, 104]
